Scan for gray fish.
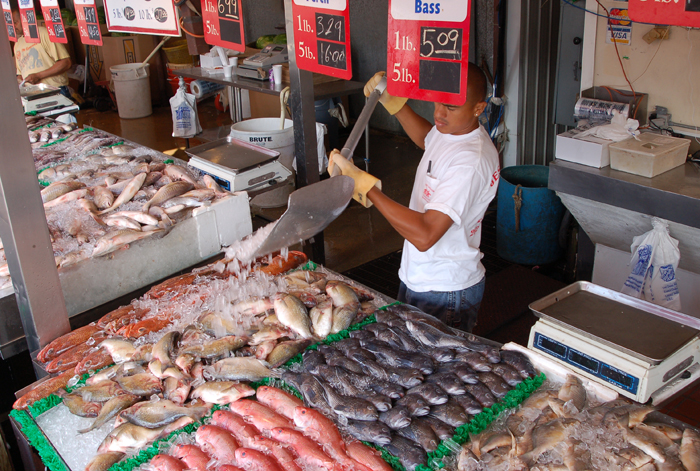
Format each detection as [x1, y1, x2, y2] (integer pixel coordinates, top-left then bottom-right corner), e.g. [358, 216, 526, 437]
[354, 356, 423, 388]
[301, 349, 326, 374]
[464, 382, 496, 408]
[142, 181, 194, 212]
[397, 394, 431, 417]
[205, 357, 275, 382]
[345, 419, 392, 445]
[348, 329, 375, 340]
[422, 346, 456, 363]
[374, 309, 401, 324]
[428, 398, 469, 427]
[424, 372, 466, 395]
[454, 351, 492, 372]
[360, 339, 434, 374]
[477, 372, 512, 399]
[333, 337, 362, 351]
[407, 320, 500, 362]
[317, 377, 378, 421]
[79, 394, 141, 434]
[364, 322, 390, 335]
[452, 393, 484, 415]
[385, 436, 428, 471]
[314, 365, 391, 412]
[406, 383, 449, 405]
[119, 399, 210, 429]
[379, 405, 412, 430]
[344, 346, 377, 364]
[397, 417, 440, 452]
[180, 335, 248, 359]
[386, 304, 455, 334]
[420, 416, 455, 441]
[500, 350, 537, 378]
[267, 339, 313, 367]
[115, 373, 163, 396]
[436, 362, 480, 384]
[491, 363, 523, 387]
[319, 345, 365, 374]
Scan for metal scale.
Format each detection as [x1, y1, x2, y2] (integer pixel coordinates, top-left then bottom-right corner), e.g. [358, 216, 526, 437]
[237, 44, 288, 80]
[20, 83, 77, 115]
[529, 282, 700, 404]
[186, 136, 291, 193]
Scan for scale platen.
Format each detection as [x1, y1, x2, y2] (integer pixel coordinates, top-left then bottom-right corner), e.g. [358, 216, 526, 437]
[528, 282, 700, 403]
[20, 83, 76, 115]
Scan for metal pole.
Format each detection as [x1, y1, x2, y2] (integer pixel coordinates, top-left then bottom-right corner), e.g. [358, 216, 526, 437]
[283, 0, 324, 264]
[0, 27, 71, 370]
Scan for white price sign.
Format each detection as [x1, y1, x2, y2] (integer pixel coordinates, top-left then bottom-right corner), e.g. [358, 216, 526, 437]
[293, 0, 346, 12]
[391, 0, 468, 22]
[38, 0, 58, 7]
[104, 0, 180, 36]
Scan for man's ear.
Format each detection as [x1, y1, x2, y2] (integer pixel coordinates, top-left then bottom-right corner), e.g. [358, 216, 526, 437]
[474, 101, 487, 116]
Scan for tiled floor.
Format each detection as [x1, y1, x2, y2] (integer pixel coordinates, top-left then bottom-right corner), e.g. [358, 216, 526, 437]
[658, 379, 700, 428]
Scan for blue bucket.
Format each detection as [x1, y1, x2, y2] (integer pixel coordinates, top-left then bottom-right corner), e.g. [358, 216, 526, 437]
[496, 165, 565, 265]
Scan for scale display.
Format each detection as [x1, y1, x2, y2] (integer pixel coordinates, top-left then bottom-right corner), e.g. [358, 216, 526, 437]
[629, 0, 700, 28]
[39, 0, 67, 43]
[2, 0, 17, 42]
[533, 332, 640, 394]
[291, 0, 352, 80]
[386, 0, 471, 105]
[19, 0, 40, 43]
[75, 0, 102, 46]
[201, 0, 246, 53]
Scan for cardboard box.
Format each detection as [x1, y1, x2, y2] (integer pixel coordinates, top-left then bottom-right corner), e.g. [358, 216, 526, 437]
[555, 128, 613, 168]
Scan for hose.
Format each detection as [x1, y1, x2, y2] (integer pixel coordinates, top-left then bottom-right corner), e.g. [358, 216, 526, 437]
[279, 86, 290, 130]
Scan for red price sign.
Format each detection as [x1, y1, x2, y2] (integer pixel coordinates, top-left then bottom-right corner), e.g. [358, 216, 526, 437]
[1, 0, 17, 42]
[629, 0, 700, 28]
[291, 0, 352, 80]
[387, 0, 471, 105]
[39, 0, 67, 44]
[201, 0, 246, 52]
[18, 0, 40, 43]
[75, 0, 102, 46]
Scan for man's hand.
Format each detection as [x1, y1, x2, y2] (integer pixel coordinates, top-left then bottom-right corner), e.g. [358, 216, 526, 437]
[328, 149, 381, 208]
[365, 71, 407, 115]
[24, 73, 42, 85]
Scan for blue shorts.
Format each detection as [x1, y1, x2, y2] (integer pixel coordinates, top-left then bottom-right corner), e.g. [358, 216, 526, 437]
[397, 276, 486, 332]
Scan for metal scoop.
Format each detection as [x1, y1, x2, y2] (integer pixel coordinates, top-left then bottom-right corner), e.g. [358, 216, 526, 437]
[250, 76, 388, 259]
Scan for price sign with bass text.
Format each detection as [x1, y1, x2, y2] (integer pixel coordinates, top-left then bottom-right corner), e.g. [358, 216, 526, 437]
[74, 0, 102, 45]
[291, 0, 352, 80]
[201, 0, 246, 52]
[104, 0, 180, 36]
[1, 0, 17, 42]
[39, 0, 67, 43]
[387, 0, 471, 105]
[629, 0, 700, 28]
[19, 0, 40, 43]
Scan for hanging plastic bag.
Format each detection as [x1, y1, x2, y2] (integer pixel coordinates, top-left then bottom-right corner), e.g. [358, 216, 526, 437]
[621, 217, 681, 311]
[170, 78, 202, 138]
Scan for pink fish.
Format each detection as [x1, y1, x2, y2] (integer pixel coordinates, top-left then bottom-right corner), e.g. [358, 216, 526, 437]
[256, 386, 304, 420]
[234, 448, 284, 471]
[228, 399, 293, 431]
[195, 425, 238, 464]
[149, 454, 186, 471]
[171, 444, 209, 471]
[269, 427, 335, 470]
[210, 410, 259, 447]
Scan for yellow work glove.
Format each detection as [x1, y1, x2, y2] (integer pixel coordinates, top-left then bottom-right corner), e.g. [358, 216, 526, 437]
[328, 150, 381, 208]
[365, 71, 408, 115]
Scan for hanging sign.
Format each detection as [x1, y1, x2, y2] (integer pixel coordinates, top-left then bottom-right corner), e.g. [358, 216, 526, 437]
[104, 0, 180, 36]
[629, 0, 700, 28]
[291, 0, 352, 80]
[1, 0, 17, 42]
[75, 0, 102, 46]
[201, 0, 246, 52]
[19, 0, 40, 43]
[39, 0, 67, 43]
[386, 0, 472, 105]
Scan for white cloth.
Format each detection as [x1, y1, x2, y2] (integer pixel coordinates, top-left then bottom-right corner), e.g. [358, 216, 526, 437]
[398, 125, 500, 292]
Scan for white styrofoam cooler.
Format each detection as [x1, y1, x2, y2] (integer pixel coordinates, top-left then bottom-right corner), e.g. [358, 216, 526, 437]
[555, 129, 613, 168]
[609, 133, 690, 178]
[58, 193, 252, 316]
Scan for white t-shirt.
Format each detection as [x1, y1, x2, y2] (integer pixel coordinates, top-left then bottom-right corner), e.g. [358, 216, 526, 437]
[398, 125, 500, 292]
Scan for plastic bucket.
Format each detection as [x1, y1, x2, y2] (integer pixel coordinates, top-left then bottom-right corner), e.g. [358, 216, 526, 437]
[110, 63, 152, 119]
[496, 165, 565, 265]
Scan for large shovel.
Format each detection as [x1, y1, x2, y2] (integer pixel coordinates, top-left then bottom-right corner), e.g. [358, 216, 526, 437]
[250, 77, 388, 259]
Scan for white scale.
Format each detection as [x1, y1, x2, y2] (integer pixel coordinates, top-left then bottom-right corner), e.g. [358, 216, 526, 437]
[20, 83, 78, 116]
[528, 282, 700, 403]
[237, 44, 288, 81]
[186, 136, 291, 193]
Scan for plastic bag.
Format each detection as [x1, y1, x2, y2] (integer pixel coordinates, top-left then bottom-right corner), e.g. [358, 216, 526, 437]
[170, 78, 202, 138]
[292, 122, 328, 174]
[576, 110, 639, 142]
[621, 218, 681, 311]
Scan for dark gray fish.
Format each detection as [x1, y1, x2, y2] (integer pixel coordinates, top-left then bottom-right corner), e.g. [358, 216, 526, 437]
[387, 326, 421, 350]
[477, 372, 512, 399]
[453, 351, 492, 372]
[436, 362, 480, 384]
[354, 356, 423, 389]
[385, 317, 410, 329]
[386, 304, 455, 335]
[406, 383, 449, 405]
[374, 309, 401, 324]
[301, 349, 326, 374]
[373, 382, 405, 400]
[406, 320, 501, 363]
[464, 382, 496, 408]
[420, 415, 455, 441]
[396, 394, 430, 417]
[283, 371, 335, 417]
[333, 338, 362, 352]
[452, 393, 484, 415]
[314, 365, 391, 412]
[348, 329, 375, 340]
[424, 372, 466, 395]
[364, 323, 390, 335]
[491, 362, 523, 387]
[500, 350, 537, 378]
[429, 398, 469, 427]
[397, 418, 440, 452]
[422, 347, 456, 363]
[360, 339, 434, 374]
[376, 328, 411, 350]
[385, 436, 428, 471]
[315, 364, 405, 399]
[379, 405, 412, 430]
[344, 347, 376, 363]
[320, 347, 364, 374]
[317, 378, 379, 421]
[345, 419, 392, 445]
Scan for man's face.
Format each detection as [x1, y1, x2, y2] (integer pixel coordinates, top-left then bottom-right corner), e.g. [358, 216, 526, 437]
[433, 97, 486, 136]
[12, 10, 22, 33]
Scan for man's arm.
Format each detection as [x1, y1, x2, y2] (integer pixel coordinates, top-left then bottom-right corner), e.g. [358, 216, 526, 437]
[367, 187, 453, 252]
[23, 57, 71, 84]
[393, 105, 433, 151]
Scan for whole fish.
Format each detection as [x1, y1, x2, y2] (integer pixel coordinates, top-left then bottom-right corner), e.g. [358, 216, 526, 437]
[266, 338, 312, 368]
[344, 346, 378, 364]
[360, 339, 434, 374]
[558, 375, 587, 411]
[250, 325, 290, 345]
[273, 293, 314, 339]
[325, 280, 360, 307]
[171, 444, 210, 471]
[99, 339, 136, 364]
[205, 357, 275, 382]
[211, 409, 260, 446]
[164, 164, 198, 185]
[428, 398, 470, 427]
[301, 349, 326, 374]
[397, 417, 440, 452]
[98, 172, 147, 214]
[195, 425, 238, 464]
[293, 406, 348, 458]
[235, 448, 284, 471]
[379, 405, 412, 430]
[316, 378, 378, 421]
[406, 320, 500, 362]
[142, 181, 194, 212]
[435, 362, 480, 384]
[284, 372, 335, 418]
[454, 351, 492, 372]
[149, 455, 187, 471]
[45, 340, 104, 373]
[41, 181, 85, 203]
[75, 349, 114, 376]
[181, 335, 248, 359]
[425, 372, 466, 395]
[151, 331, 179, 368]
[421, 415, 455, 441]
[93, 186, 115, 209]
[92, 229, 162, 257]
[345, 418, 393, 445]
[247, 436, 302, 471]
[464, 382, 497, 408]
[255, 385, 304, 420]
[397, 394, 431, 417]
[491, 362, 524, 387]
[109, 211, 159, 226]
[309, 299, 333, 338]
[180, 188, 216, 200]
[349, 329, 375, 341]
[98, 417, 193, 453]
[79, 394, 141, 433]
[477, 371, 512, 398]
[406, 382, 449, 405]
[358, 356, 424, 388]
[43, 188, 89, 209]
[452, 393, 484, 415]
[115, 373, 163, 396]
[36, 321, 99, 363]
[119, 399, 210, 428]
[190, 381, 255, 404]
[346, 441, 393, 471]
[175, 352, 195, 374]
[13, 368, 76, 410]
[387, 304, 455, 333]
[228, 399, 293, 430]
[202, 174, 227, 194]
[384, 436, 428, 471]
[160, 196, 209, 209]
[521, 418, 579, 465]
[59, 392, 102, 417]
[74, 380, 127, 402]
[268, 427, 335, 470]
[316, 365, 391, 412]
[320, 346, 365, 374]
[84, 452, 125, 471]
[331, 304, 360, 334]
[163, 377, 191, 405]
[500, 350, 537, 378]
[682, 428, 700, 471]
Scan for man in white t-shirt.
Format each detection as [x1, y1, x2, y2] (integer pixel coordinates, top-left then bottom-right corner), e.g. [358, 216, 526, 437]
[329, 63, 500, 332]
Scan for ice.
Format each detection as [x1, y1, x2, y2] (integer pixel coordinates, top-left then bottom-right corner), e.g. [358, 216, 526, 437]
[35, 403, 115, 471]
[223, 221, 278, 264]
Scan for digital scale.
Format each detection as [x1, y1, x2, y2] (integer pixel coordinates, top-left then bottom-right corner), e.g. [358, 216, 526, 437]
[186, 136, 292, 193]
[528, 282, 700, 403]
[20, 83, 78, 116]
[237, 44, 288, 81]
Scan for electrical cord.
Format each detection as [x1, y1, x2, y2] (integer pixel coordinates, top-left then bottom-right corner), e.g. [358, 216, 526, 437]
[560, 0, 666, 27]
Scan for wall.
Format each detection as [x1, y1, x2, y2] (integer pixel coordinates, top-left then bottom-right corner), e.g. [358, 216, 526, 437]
[243, 0, 286, 46]
[591, 1, 700, 129]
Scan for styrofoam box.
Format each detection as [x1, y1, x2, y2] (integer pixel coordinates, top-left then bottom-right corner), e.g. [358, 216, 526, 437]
[200, 54, 222, 70]
[609, 133, 690, 178]
[555, 129, 612, 168]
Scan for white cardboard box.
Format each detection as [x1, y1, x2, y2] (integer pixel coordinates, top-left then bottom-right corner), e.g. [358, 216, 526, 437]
[555, 129, 613, 168]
